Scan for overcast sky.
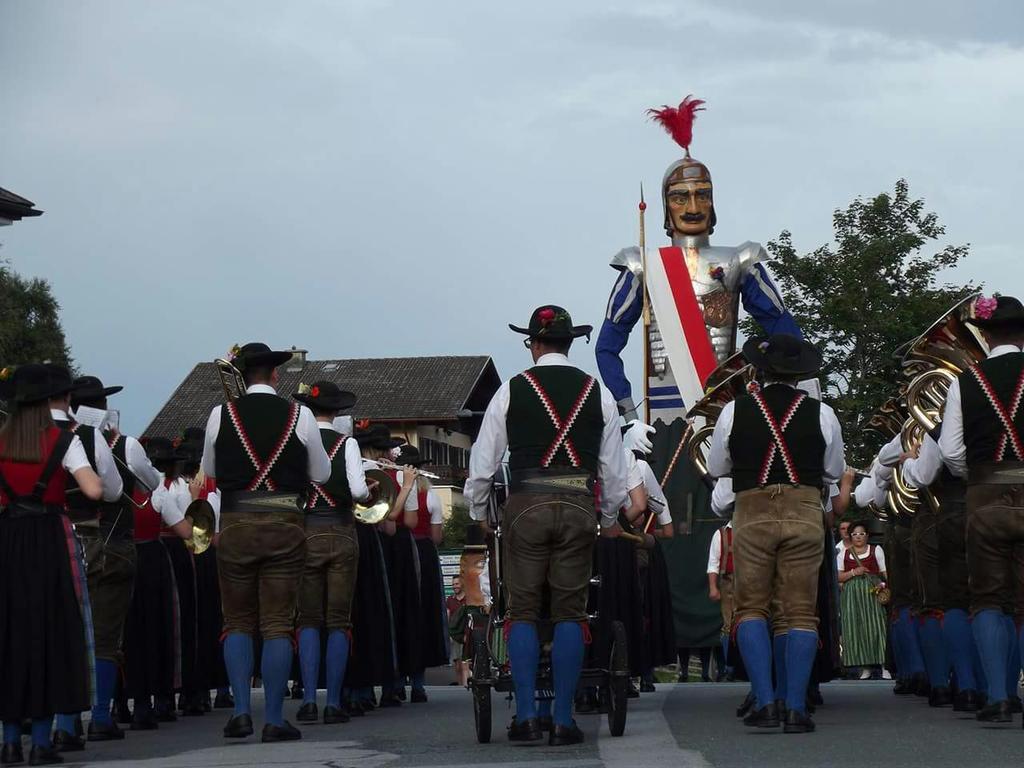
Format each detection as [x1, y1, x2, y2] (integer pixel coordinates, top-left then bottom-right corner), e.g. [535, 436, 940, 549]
[2, 0, 1022, 434]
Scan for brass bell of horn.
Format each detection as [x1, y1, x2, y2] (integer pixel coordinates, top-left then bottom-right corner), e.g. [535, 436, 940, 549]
[354, 469, 400, 525]
[183, 499, 216, 555]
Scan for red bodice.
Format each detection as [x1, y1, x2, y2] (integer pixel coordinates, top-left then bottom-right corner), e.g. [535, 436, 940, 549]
[0, 427, 69, 506]
[844, 545, 881, 574]
[405, 488, 433, 539]
[720, 527, 734, 575]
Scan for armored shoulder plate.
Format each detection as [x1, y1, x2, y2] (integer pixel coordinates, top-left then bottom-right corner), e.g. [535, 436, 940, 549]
[735, 241, 768, 272]
[609, 246, 643, 274]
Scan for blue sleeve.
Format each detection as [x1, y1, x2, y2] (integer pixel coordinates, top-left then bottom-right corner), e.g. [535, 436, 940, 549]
[596, 269, 643, 404]
[740, 262, 801, 339]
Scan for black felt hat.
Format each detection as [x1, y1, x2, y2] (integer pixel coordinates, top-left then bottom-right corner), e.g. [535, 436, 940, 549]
[70, 375, 123, 407]
[354, 423, 403, 450]
[231, 342, 293, 371]
[394, 444, 425, 467]
[509, 305, 593, 342]
[966, 296, 1024, 330]
[182, 427, 206, 443]
[293, 380, 357, 412]
[742, 333, 822, 377]
[145, 437, 186, 463]
[11, 364, 75, 405]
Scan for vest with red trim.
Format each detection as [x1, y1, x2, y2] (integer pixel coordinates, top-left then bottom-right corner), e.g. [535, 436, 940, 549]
[506, 365, 603, 475]
[719, 526, 734, 575]
[403, 488, 432, 539]
[959, 352, 1024, 468]
[729, 384, 825, 493]
[214, 393, 308, 493]
[0, 427, 70, 506]
[305, 429, 353, 516]
[844, 544, 881, 575]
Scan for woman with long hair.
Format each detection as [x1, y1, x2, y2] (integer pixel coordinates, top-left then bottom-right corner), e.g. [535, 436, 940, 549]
[0, 364, 103, 765]
[837, 521, 889, 679]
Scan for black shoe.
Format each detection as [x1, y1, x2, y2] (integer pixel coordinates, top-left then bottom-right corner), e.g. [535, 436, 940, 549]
[911, 673, 930, 698]
[977, 700, 1013, 723]
[735, 691, 756, 719]
[202, 693, 212, 713]
[213, 692, 235, 709]
[507, 717, 543, 743]
[783, 709, 816, 734]
[130, 711, 159, 731]
[410, 688, 428, 704]
[27, 747, 62, 766]
[575, 690, 599, 715]
[346, 701, 365, 717]
[1010, 695, 1023, 714]
[954, 689, 981, 713]
[86, 720, 124, 742]
[538, 716, 553, 732]
[114, 700, 132, 725]
[261, 721, 301, 743]
[290, 684, 304, 700]
[929, 686, 953, 708]
[893, 679, 912, 695]
[548, 721, 585, 746]
[0, 743, 22, 765]
[50, 732, 83, 753]
[223, 713, 254, 738]
[743, 702, 780, 728]
[296, 702, 318, 722]
[395, 687, 407, 702]
[377, 694, 402, 708]
[774, 699, 787, 719]
[153, 706, 177, 723]
[323, 705, 350, 724]
[181, 694, 205, 717]
[640, 680, 656, 694]
[809, 689, 824, 707]
[627, 681, 640, 699]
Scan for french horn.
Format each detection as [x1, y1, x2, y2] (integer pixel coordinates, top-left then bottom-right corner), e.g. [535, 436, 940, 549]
[182, 498, 216, 555]
[354, 469, 400, 525]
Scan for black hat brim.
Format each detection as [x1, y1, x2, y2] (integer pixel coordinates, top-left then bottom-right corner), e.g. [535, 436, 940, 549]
[508, 323, 594, 339]
[240, 351, 293, 369]
[18, 382, 74, 404]
[293, 391, 357, 412]
[965, 315, 1024, 330]
[742, 337, 822, 377]
[71, 384, 123, 404]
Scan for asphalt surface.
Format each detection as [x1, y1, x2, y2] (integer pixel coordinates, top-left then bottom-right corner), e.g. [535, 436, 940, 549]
[36, 682, 1024, 768]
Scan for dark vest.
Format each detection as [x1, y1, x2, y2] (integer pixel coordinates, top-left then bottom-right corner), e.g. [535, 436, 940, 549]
[959, 352, 1024, 468]
[59, 419, 99, 522]
[729, 384, 825, 492]
[305, 429, 353, 519]
[214, 393, 308, 493]
[506, 364, 604, 475]
[98, 432, 135, 535]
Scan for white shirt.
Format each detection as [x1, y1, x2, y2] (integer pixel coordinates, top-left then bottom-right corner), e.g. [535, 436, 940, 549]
[465, 353, 629, 528]
[318, 424, 369, 502]
[707, 522, 733, 574]
[637, 458, 672, 526]
[711, 476, 735, 518]
[837, 544, 887, 574]
[939, 345, 1023, 478]
[706, 386, 845, 484]
[122, 434, 162, 493]
[61, 435, 91, 474]
[853, 465, 888, 509]
[625, 450, 645, 492]
[877, 435, 903, 468]
[902, 434, 944, 488]
[52, 410, 123, 502]
[425, 487, 443, 524]
[200, 384, 331, 484]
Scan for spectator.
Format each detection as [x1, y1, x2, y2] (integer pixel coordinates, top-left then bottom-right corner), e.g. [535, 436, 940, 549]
[836, 520, 851, 556]
[837, 522, 888, 679]
[447, 577, 467, 686]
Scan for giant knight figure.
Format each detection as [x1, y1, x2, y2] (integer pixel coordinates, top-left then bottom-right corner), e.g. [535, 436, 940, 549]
[596, 96, 801, 652]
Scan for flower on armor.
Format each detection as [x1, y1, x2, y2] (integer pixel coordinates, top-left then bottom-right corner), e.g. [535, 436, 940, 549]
[709, 265, 725, 282]
[975, 295, 998, 320]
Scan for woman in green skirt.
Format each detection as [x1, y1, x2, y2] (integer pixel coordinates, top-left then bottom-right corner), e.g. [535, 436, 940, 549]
[837, 522, 888, 678]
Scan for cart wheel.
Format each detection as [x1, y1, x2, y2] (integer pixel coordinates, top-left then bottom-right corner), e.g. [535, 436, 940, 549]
[471, 625, 492, 744]
[606, 620, 628, 737]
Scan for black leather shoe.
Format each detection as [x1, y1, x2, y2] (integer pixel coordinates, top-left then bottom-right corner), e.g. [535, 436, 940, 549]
[50, 731, 83, 753]
[130, 710, 159, 731]
[223, 713, 254, 738]
[893, 678, 912, 695]
[181, 694, 205, 717]
[774, 699, 787, 719]
[911, 673, 930, 698]
[976, 700, 1012, 723]
[346, 701, 365, 717]
[153, 706, 177, 723]
[639, 680, 656, 694]
[86, 720, 124, 742]
[27, 746, 62, 766]
[377, 694, 402, 708]
[507, 717, 543, 743]
[395, 687, 406, 702]
[113, 700, 133, 725]
[538, 716, 553, 732]
[323, 705, 350, 724]
[549, 721, 585, 746]
[0, 743, 23, 765]
[213, 692, 235, 709]
[743, 702, 780, 728]
[735, 691, 756, 718]
[410, 688, 428, 704]
[783, 709, 816, 734]
[954, 689, 980, 713]
[296, 702, 318, 722]
[929, 686, 953, 708]
[261, 721, 301, 743]
[1010, 695, 1023, 713]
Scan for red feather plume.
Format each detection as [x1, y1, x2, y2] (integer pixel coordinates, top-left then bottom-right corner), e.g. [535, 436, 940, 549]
[647, 95, 706, 153]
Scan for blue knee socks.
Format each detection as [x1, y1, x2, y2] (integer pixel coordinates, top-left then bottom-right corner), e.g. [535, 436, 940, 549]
[772, 633, 788, 703]
[942, 609, 977, 691]
[897, 608, 926, 675]
[223, 632, 254, 717]
[537, 695, 552, 720]
[325, 631, 350, 708]
[508, 622, 539, 722]
[261, 637, 293, 726]
[91, 658, 116, 726]
[551, 622, 584, 728]
[973, 609, 1009, 702]
[737, 619, 773, 710]
[30, 718, 52, 749]
[785, 630, 817, 715]
[298, 627, 320, 706]
[54, 714, 77, 736]
[721, 634, 731, 671]
[1005, 615, 1020, 700]
[919, 616, 949, 688]
[2, 722, 19, 746]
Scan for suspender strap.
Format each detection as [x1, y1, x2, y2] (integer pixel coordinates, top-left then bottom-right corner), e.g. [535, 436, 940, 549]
[520, 371, 596, 468]
[308, 435, 346, 508]
[226, 401, 301, 492]
[969, 365, 1024, 461]
[752, 389, 806, 486]
[34, 431, 73, 500]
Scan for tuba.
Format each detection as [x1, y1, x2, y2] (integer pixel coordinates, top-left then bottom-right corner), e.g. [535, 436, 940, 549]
[354, 469, 400, 525]
[214, 358, 246, 401]
[685, 353, 756, 482]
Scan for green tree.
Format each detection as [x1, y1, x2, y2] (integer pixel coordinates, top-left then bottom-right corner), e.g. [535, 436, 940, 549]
[442, 502, 472, 549]
[746, 180, 976, 466]
[0, 260, 73, 369]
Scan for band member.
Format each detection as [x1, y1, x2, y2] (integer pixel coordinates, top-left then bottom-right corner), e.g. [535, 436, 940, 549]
[0, 364, 100, 766]
[708, 333, 844, 733]
[938, 295, 1024, 723]
[466, 305, 629, 746]
[200, 342, 331, 742]
[292, 381, 368, 725]
[707, 521, 735, 678]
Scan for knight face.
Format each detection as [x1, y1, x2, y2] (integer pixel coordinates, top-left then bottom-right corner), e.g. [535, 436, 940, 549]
[666, 180, 713, 236]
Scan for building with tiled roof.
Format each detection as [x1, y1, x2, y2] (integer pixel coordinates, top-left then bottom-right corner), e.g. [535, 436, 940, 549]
[0, 186, 43, 225]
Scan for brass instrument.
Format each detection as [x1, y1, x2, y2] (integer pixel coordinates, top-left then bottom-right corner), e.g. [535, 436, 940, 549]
[214, 358, 246, 401]
[354, 469, 400, 524]
[182, 498, 216, 554]
[684, 358, 756, 482]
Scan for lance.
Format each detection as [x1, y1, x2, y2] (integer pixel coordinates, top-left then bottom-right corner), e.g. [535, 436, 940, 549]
[639, 185, 651, 425]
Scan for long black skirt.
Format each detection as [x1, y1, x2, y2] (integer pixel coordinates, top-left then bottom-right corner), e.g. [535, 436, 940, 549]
[344, 523, 397, 688]
[587, 537, 643, 675]
[643, 541, 677, 668]
[379, 527, 422, 678]
[0, 514, 89, 720]
[414, 537, 450, 669]
[163, 537, 199, 695]
[194, 547, 228, 690]
[125, 541, 178, 700]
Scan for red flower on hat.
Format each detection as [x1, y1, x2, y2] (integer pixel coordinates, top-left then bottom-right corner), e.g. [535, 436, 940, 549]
[355, 418, 371, 430]
[975, 295, 998, 320]
[538, 308, 556, 327]
[310, 386, 321, 398]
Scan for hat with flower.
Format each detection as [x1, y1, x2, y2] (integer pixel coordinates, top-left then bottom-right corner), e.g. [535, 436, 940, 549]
[508, 305, 593, 342]
[742, 333, 822, 377]
[293, 380, 357, 412]
[966, 295, 1024, 330]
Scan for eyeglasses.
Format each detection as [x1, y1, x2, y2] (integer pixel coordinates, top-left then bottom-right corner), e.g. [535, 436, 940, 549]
[523, 339, 533, 349]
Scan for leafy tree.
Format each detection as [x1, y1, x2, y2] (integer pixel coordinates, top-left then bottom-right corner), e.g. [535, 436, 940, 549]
[745, 180, 976, 466]
[442, 502, 472, 549]
[0, 260, 73, 370]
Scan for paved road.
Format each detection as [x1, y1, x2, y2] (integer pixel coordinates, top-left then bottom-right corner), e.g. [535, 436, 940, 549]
[46, 682, 1024, 768]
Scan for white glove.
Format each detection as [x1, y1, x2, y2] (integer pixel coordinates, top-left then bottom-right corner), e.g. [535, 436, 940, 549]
[623, 420, 656, 456]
